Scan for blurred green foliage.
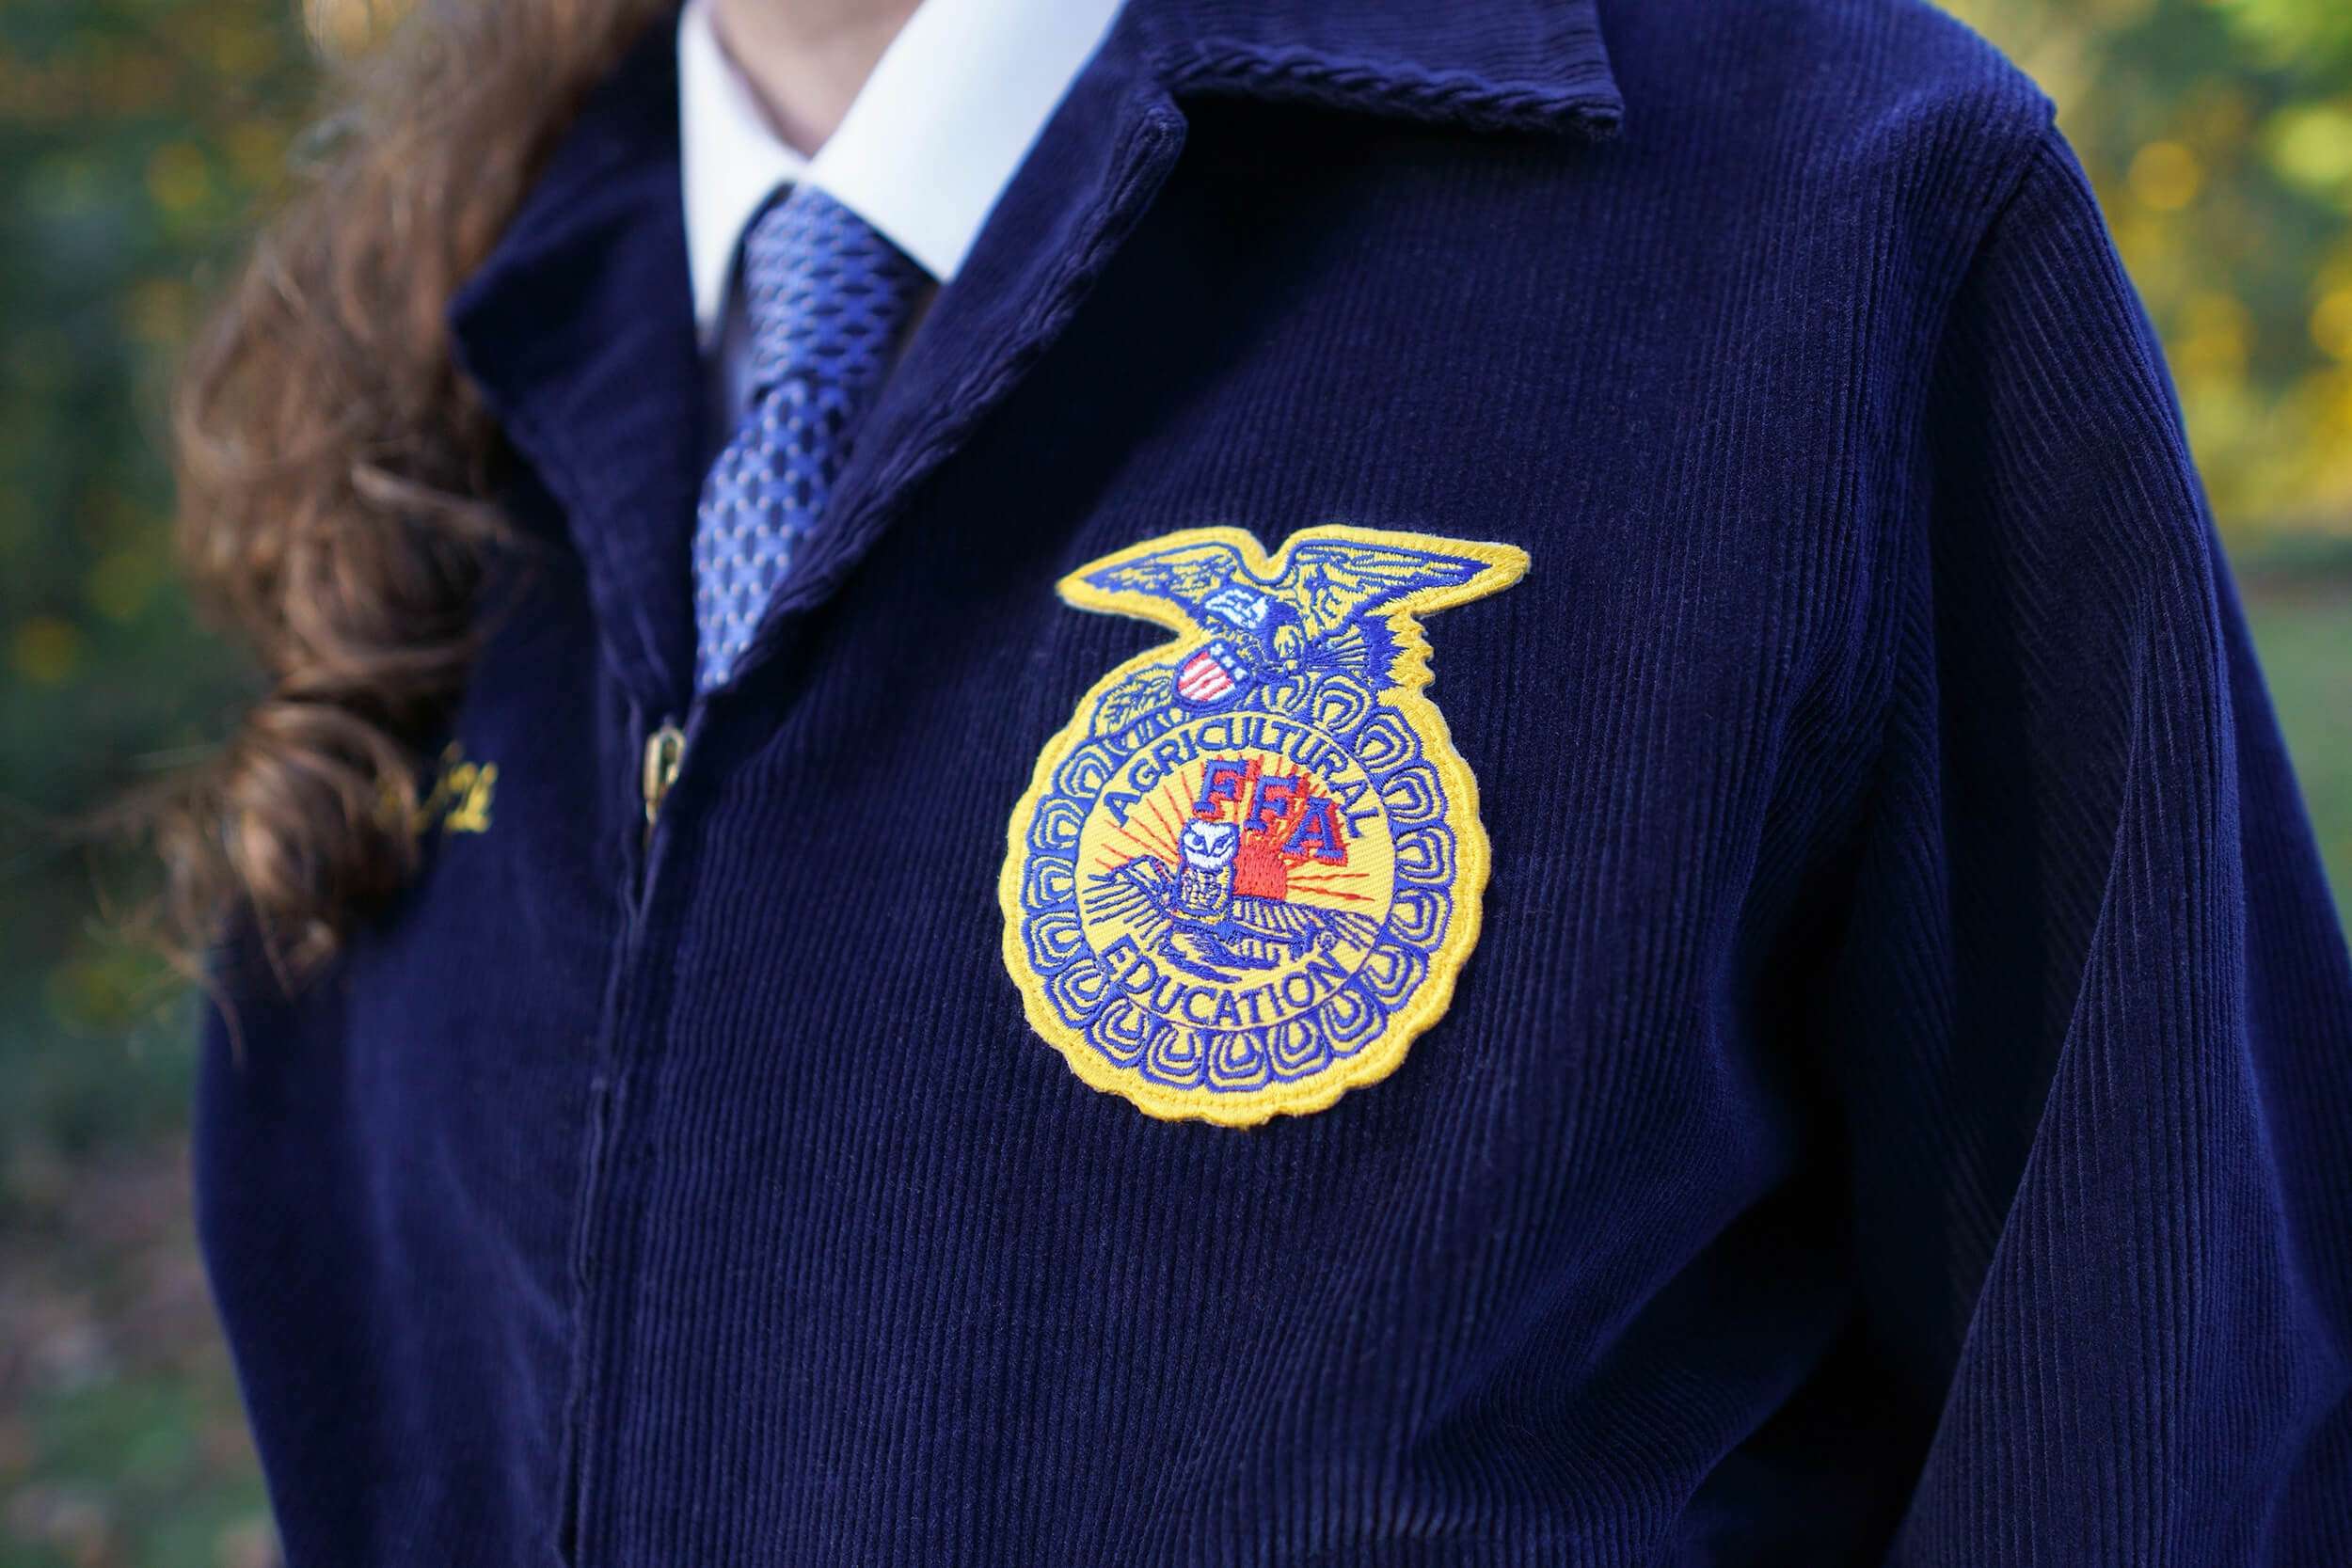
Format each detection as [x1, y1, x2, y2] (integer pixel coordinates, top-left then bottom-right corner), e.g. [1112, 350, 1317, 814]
[2, 0, 308, 1140]
[4, 7, 313, 1561]
[1951, 0, 2352, 540]
[0, 0, 2344, 1563]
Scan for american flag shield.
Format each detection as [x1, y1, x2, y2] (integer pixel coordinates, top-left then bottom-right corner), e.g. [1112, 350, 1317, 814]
[1177, 645, 1239, 703]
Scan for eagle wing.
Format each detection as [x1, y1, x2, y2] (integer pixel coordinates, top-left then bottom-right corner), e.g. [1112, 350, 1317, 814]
[1077, 541, 1253, 629]
[1271, 541, 1491, 645]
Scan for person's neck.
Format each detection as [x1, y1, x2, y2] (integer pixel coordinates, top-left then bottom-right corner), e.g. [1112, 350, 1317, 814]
[710, 0, 925, 155]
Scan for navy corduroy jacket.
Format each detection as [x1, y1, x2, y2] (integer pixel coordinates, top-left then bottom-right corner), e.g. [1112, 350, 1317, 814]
[196, 0, 2352, 1562]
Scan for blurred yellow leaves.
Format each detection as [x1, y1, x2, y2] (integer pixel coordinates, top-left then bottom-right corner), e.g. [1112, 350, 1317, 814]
[41, 942, 169, 1036]
[2267, 103, 2352, 206]
[0, 11, 294, 130]
[124, 278, 192, 347]
[2128, 140, 2204, 210]
[2208, 0, 2352, 74]
[87, 551, 163, 624]
[1947, 0, 2352, 540]
[2313, 287, 2352, 359]
[223, 120, 289, 190]
[305, 0, 412, 58]
[14, 616, 85, 687]
[144, 142, 210, 217]
[2180, 291, 2254, 378]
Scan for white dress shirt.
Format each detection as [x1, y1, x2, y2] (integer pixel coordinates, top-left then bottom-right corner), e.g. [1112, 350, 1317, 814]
[678, 0, 1124, 430]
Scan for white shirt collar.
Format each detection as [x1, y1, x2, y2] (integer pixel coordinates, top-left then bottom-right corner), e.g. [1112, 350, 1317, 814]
[677, 0, 1125, 345]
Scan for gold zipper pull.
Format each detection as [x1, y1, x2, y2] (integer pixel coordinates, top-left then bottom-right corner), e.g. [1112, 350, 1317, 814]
[641, 721, 686, 845]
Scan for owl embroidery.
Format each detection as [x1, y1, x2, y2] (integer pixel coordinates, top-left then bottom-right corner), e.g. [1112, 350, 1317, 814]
[1092, 816, 1349, 985]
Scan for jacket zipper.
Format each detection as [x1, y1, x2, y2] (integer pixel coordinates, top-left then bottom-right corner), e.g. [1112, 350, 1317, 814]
[562, 711, 689, 1561]
[640, 720, 686, 853]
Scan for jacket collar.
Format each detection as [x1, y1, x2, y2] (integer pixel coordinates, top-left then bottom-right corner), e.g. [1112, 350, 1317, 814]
[1136, 0, 1621, 136]
[451, 0, 1620, 711]
[450, 19, 704, 705]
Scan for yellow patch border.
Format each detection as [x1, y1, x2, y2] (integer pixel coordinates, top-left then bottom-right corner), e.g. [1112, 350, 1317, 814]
[997, 524, 1528, 1127]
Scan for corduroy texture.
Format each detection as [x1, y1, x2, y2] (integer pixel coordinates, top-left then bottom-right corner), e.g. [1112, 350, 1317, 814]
[194, 0, 2352, 1562]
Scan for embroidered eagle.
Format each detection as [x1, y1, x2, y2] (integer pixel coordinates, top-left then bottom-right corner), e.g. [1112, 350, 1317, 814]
[1070, 530, 1514, 736]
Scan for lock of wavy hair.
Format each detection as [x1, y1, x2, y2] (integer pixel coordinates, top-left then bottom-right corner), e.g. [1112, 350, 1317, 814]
[156, 0, 670, 979]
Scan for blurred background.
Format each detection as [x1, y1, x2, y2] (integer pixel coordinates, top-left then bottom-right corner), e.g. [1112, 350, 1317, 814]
[1, 0, 2346, 1560]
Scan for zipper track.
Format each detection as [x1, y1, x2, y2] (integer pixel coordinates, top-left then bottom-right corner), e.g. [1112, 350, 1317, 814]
[557, 706, 691, 1562]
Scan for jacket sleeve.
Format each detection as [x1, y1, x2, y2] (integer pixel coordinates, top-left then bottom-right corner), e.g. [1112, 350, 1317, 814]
[1815, 125, 2352, 1565]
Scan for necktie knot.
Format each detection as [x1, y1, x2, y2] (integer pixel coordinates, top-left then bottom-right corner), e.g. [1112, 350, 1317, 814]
[692, 185, 930, 692]
[739, 184, 928, 409]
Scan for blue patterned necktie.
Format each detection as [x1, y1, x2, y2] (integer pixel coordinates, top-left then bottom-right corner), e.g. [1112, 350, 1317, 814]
[691, 184, 929, 692]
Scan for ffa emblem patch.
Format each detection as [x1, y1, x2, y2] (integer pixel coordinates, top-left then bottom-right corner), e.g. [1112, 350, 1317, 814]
[998, 525, 1528, 1125]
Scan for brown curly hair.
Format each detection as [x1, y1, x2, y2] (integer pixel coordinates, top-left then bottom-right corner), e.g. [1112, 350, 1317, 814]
[157, 0, 670, 979]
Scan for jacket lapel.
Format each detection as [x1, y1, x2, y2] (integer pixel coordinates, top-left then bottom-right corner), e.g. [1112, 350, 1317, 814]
[449, 19, 705, 713]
